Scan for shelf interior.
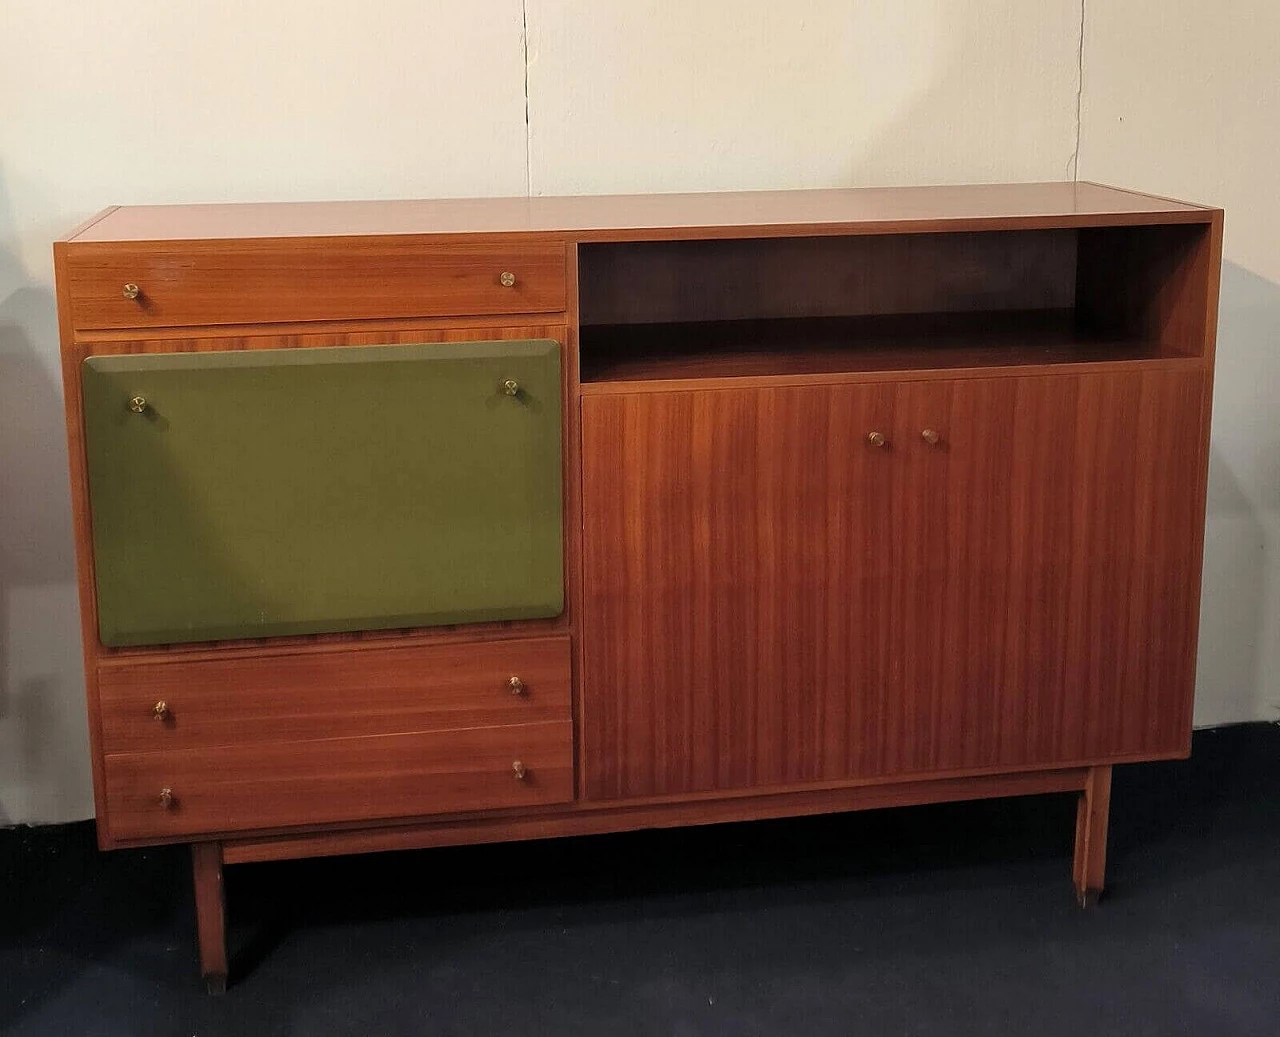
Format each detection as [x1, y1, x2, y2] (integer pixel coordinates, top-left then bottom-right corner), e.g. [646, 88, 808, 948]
[576, 223, 1213, 386]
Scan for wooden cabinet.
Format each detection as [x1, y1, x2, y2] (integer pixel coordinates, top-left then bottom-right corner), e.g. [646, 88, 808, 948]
[55, 183, 1222, 991]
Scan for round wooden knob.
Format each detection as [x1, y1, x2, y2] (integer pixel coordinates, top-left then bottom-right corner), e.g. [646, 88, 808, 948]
[499, 271, 516, 287]
[512, 760, 527, 781]
[867, 431, 887, 448]
[921, 428, 941, 445]
[158, 787, 174, 809]
[508, 676, 527, 696]
[122, 283, 141, 300]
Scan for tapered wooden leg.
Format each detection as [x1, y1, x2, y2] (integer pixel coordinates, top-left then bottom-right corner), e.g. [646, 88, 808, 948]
[192, 841, 228, 994]
[1072, 765, 1112, 907]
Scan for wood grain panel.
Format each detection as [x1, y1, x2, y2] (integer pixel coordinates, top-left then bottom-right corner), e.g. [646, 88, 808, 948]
[580, 369, 1205, 801]
[103, 720, 573, 840]
[581, 382, 896, 798]
[98, 637, 570, 752]
[64, 182, 1210, 245]
[891, 371, 1204, 770]
[66, 239, 566, 330]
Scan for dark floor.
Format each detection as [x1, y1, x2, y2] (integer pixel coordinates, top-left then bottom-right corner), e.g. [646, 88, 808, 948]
[2, 724, 1278, 1037]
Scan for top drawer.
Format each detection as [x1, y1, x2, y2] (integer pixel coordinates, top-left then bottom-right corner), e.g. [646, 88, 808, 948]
[64, 239, 567, 329]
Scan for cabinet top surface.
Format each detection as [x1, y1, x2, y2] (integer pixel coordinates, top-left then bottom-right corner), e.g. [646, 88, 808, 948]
[64, 182, 1214, 244]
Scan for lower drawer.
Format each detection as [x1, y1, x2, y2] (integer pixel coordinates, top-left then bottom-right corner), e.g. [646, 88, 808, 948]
[98, 637, 572, 752]
[102, 720, 573, 841]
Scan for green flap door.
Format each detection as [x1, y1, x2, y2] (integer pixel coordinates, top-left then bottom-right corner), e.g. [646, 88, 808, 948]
[82, 340, 563, 646]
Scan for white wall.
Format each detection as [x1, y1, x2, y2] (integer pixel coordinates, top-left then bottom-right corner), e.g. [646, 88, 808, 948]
[1079, 1, 1280, 725]
[0, 0, 1262, 826]
[525, 2, 1081, 195]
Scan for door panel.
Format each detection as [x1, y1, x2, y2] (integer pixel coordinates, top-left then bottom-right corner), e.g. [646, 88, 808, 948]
[889, 378, 1020, 776]
[580, 383, 896, 799]
[83, 339, 563, 646]
[580, 369, 1206, 801]
[907, 370, 1204, 771]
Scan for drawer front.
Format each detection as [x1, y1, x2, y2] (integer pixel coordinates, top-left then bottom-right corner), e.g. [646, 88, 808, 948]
[83, 340, 563, 646]
[103, 720, 573, 841]
[66, 240, 567, 329]
[98, 637, 572, 753]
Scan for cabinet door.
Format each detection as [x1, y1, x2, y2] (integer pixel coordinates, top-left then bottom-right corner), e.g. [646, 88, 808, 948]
[907, 370, 1206, 770]
[83, 339, 563, 646]
[581, 383, 898, 799]
[580, 369, 1206, 801]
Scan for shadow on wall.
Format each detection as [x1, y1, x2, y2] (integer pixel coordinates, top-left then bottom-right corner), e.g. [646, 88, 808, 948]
[1196, 261, 1280, 725]
[0, 172, 93, 826]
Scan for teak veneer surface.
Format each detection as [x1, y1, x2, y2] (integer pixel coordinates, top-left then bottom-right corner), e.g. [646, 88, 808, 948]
[580, 369, 1205, 800]
[103, 720, 574, 841]
[97, 637, 571, 753]
[66, 239, 567, 329]
[66, 182, 1209, 244]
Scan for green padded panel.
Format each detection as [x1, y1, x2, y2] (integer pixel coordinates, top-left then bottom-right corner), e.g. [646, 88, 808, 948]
[82, 341, 563, 646]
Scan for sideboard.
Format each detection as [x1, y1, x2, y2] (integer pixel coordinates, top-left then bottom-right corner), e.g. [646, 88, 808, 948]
[55, 182, 1223, 991]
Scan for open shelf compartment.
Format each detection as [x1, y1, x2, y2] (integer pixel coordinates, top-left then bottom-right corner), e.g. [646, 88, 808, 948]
[578, 222, 1214, 385]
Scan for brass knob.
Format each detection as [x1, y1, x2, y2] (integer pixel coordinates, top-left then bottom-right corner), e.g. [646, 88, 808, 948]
[158, 787, 174, 809]
[503, 378, 520, 397]
[129, 395, 147, 414]
[867, 431, 887, 448]
[499, 271, 516, 287]
[508, 676, 527, 696]
[512, 760, 527, 781]
[122, 283, 140, 300]
[921, 428, 941, 445]
[152, 700, 170, 721]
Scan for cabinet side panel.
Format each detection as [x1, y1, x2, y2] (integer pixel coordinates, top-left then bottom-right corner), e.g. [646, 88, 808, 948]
[55, 241, 113, 843]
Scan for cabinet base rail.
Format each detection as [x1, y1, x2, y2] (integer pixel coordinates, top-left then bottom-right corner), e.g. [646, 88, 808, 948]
[189, 763, 1113, 993]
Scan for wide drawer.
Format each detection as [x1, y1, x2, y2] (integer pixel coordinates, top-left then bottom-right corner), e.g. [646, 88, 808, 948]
[98, 637, 572, 753]
[65, 239, 567, 329]
[102, 720, 574, 841]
